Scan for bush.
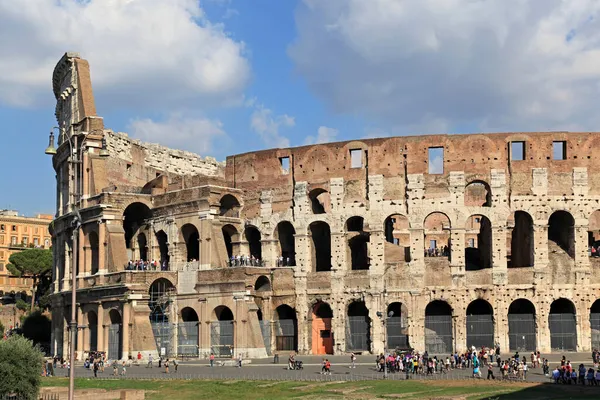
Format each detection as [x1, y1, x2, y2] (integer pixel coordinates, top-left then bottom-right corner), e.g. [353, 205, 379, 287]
[21, 310, 51, 346]
[0, 335, 43, 399]
[16, 299, 29, 312]
[0, 320, 4, 335]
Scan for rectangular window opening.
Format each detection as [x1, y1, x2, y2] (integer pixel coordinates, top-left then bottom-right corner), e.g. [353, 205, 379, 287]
[279, 156, 290, 175]
[350, 149, 363, 168]
[511, 141, 525, 161]
[553, 141, 567, 160]
[468, 238, 475, 248]
[428, 147, 444, 174]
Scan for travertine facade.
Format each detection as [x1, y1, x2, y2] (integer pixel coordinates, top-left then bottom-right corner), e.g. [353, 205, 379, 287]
[49, 53, 600, 362]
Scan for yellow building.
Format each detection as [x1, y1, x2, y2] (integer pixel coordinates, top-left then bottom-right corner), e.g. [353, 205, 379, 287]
[0, 210, 53, 299]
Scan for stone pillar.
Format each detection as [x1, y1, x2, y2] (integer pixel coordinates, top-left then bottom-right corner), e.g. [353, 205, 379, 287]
[97, 303, 104, 352]
[103, 323, 109, 356]
[409, 228, 425, 283]
[495, 302, 509, 355]
[98, 222, 107, 274]
[574, 223, 591, 287]
[454, 313, 466, 352]
[122, 301, 131, 360]
[369, 229, 385, 275]
[294, 233, 310, 272]
[261, 238, 278, 268]
[370, 295, 384, 354]
[76, 305, 84, 360]
[450, 228, 466, 286]
[577, 307, 590, 352]
[78, 229, 85, 276]
[492, 227, 508, 285]
[537, 300, 551, 353]
[331, 232, 346, 271]
[533, 224, 549, 284]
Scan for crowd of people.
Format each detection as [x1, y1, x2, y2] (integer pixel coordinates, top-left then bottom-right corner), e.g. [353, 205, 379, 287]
[228, 255, 264, 267]
[424, 245, 450, 257]
[126, 259, 169, 271]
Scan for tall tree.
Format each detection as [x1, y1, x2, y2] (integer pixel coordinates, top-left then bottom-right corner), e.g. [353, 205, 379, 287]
[7, 249, 52, 311]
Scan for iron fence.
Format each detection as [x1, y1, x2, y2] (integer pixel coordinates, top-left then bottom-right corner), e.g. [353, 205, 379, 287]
[424, 315, 453, 354]
[387, 317, 409, 350]
[591, 313, 600, 350]
[466, 315, 494, 349]
[346, 316, 371, 351]
[508, 314, 536, 352]
[177, 322, 199, 357]
[151, 322, 173, 357]
[549, 313, 577, 351]
[211, 321, 234, 358]
[274, 320, 297, 351]
[259, 320, 272, 355]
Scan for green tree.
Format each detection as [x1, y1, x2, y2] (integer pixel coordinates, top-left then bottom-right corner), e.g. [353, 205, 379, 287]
[0, 335, 43, 399]
[7, 249, 52, 311]
[16, 299, 29, 312]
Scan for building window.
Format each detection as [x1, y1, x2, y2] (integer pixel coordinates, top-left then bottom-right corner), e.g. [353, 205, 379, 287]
[393, 238, 400, 245]
[553, 141, 567, 160]
[350, 149, 363, 168]
[44, 239, 50, 248]
[22, 237, 28, 246]
[11, 225, 16, 232]
[279, 156, 290, 175]
[511, 141, 525, 161]
[475, 217, 481, 223]
[0, 224, 4, 231]
[34, 238, 39, 247]
[468, 238, 475, 248]
[428, 147, 444, 174]
[11, 236, 17, 245]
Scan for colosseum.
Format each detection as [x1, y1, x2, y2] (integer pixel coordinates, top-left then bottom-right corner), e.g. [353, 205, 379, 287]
[47, 52, 600, 361]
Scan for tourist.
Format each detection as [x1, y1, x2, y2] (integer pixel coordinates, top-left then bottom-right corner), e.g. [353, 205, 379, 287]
[173, 358, 178, 372]
[324, 359, 331, 375]
[350, 352, 356, 369]
[237, 353, 243, 368]
[147, 354, 153, 368]
[121, 361, 127, 376]
[165, 359, 169, 374]
[210, 353, 215, 367]
[486, 363, 495, 380]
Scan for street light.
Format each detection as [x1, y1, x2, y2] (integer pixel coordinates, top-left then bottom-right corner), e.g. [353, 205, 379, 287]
[45, 126, 109, 400]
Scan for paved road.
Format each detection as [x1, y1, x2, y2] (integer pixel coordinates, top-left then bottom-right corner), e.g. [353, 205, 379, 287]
[45, 352, 598, 382]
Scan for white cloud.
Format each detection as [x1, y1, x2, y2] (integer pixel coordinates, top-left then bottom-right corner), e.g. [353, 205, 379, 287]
[250, 104, 294, 148]
[0, 0, 250, 108]
[290, 0, 600, 133]
[128, 114, 226, 155]
[304, 126, 339, 144]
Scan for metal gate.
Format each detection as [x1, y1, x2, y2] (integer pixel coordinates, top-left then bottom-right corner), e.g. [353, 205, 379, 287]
[549, 313, 577, 351]
[89, 323, 98, 352]
[259, 320, 271, 355]
[210, 321, 234, 357]
[177, 322, 199, 357]
[466, 315, 494, 349]
[274, 320, 297, 351]
[108, 323, 122, 360]
[387, 316, 409, 350]
[425, 315, 453, 354]
[346, 316, 370, 351]
[151, 322, 173, 357]
[508, 314, 536, 352]
[591, 313, 600, 350]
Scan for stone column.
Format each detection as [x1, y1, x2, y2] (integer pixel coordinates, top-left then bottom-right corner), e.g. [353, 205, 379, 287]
[369, 229, 385, 275]
[76, 305, 84, 360]
[537, 300, 551, 353]
[533, 224, 549, 284]
[97, 303, 104, 352]
[492, 227, 508, 285]
[78, 229, 85, 276]
[454, 313, 466, 352]
[450, 228, 466, 286]
[294, 233, 310, 272]
[103, 323, 109, 356]
[409, 228, 425, 285]
[261, 238, 278, 268]
[122, 301, 131, 360]
[98, 222, 107, 274]
[574, 223, 591, 286]
[331, 232, 346, 271]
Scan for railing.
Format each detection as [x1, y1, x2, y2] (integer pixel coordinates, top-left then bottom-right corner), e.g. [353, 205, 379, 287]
[171, 261, 211, 271]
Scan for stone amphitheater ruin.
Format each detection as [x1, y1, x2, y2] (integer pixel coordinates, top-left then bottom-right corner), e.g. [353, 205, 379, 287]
[48, 52, 600, 361]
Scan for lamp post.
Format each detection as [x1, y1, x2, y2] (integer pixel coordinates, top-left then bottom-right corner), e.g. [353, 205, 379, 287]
[45, 126, 108, 400]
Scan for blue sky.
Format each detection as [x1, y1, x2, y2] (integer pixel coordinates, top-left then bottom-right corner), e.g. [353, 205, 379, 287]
[1, 0, 600, 216]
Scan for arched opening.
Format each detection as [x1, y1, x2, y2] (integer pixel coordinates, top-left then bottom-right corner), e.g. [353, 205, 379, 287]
[222, 224, 238, 262]
[508, 211, 534, 268]
[137, 232, 148, 261]
[591, 300, 600, 351]
[346, 217, 370, 270]
[387, 302, 409, 350]
[211, 306, 234, 357]
[465, 215, 492, 271]
[219, 194, 241, 217]
[548, 211, 575, 259]
[384, 214, 411, 262]
[465, 181, 491, 207]
[108, 309, 122, 360]
[466, 299, 494, 349]
[123, 202, 152, 253]
[275, 305, 298, 351]
[88, 311, 98, 352]
[179, 307, 199, 357]
[588, 210, 600, 255]
[508, 299, 536, 351]
[424, 300, 453, 354]
[155, 230, 169, 269]
[276, 221, 296, 266]
[310, 222, 331, 272]
[311, 302, 333, 354]
[244, 226, 262, 261]
[346, 216, 364, 232]
[424, 212, 451, 259]
[346, 301, 371, 352]
[308, 188, 329, 215]
[181, 224, 200, 261]
[89, 231, 99, 275]
[254, 275, 271, 292]
[549, 298, 577, 351]
[149, 279, 175, 357]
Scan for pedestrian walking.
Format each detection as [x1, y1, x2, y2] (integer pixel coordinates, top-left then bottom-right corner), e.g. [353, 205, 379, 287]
[487, 364, 495, 380]
[121, 361, 127, 376]
[165, 359, 169, 374]
[174, 358, 178, 372]
[147, 354, 153, 368]
[210, 353, 215, 367]
[237, 353, 243, 368]
[350, 352, 356, 369]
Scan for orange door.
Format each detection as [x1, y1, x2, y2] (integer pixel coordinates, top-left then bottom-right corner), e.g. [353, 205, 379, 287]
[312, 318, 333, 354]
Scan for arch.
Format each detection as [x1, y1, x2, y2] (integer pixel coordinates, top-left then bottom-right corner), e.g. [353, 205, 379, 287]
[222, 224, 239, 260]
[181, 224, 200, 261]
[465, 215, 492, 271]
[387, 302, 409, 350]
[213, 305, 234, 321]
[384, 214, 411, 263]
[275, 304, 298, 351]
[88, 310, 98, 352]
[211, 306, 234, 357]
[219, 194, 241, 217]
[423, 212, 451, 259]
[254, 275, 271, 292]
[588, 210, 600, 249]
[508, 299, 537, 351]
[109, 309, 122, 324]
[549, 298, 577, 351]
[89, 231, 99, 275]
[308, 188, 329, 214]
[548, 210, 575, 258]
[123, 202, 152, 250]
[591, 299, 600, 351]
[466, 299, 494, 349]
[108, 309, 122, 359]
[311, 301, 333, 354]
[179, 307, 199, 357]
[181, 307, 199, 322]
[465, 180, 491, 207]
[346, 300, 371, 352]
[137, 232, 148, 261]
[244, 225, 262, 260]
[309, 221, 331, 272]
[346, 216, 364, 232]
[508, 211, 534, 268]
[148, 278, 175, 323]
[155, 230, 169, 268]
[275, 221, 296, 266]
[424, 300, 453, 353]
[349, 234, 370, 270]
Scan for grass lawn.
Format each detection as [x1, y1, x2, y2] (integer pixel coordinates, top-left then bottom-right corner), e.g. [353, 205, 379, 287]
[41, 378, 600, 399]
